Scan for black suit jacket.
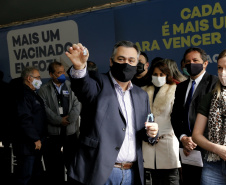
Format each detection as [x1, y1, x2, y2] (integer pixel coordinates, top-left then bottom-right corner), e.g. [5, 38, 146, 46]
[171, 72, 218, 140]
[67, 68, 152, 185]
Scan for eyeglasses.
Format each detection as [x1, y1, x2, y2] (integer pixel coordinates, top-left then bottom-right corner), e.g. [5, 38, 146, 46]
[30, 75, 41, 80]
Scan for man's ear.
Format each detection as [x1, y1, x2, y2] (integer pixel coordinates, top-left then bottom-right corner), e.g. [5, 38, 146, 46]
[203, 61, 208, 69]
[27, 75, 32, 83]
[49, 72, 54, 79]
[110, 58, 113, 67]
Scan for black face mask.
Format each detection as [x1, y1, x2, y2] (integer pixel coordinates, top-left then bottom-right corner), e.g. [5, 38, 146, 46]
[185, 63, 203, 76]
[136, 62, 145, 74]
[110, 60, 137, 82]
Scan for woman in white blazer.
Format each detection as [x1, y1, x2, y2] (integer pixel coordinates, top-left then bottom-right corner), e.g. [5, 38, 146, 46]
[142, 60, 181, 185]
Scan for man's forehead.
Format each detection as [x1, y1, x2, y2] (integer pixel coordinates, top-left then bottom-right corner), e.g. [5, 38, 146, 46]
[139, 55, 146, 60]
[54, 65, 65, 71]
[186, 51, 201, 58]
[33, 70, 40, 75]
[115, 46, 138, 57]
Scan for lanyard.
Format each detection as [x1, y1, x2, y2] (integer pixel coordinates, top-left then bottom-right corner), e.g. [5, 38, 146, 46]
[52, 82, 62, 107]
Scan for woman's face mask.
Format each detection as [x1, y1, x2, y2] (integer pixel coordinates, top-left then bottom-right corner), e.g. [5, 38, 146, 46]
[217, 57, 226, 86]
[218, 72, 226, 86]
[152, 76, 166, 87]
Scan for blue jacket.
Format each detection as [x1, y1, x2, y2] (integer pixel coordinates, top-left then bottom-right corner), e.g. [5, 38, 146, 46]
[67, 68, 152, 185]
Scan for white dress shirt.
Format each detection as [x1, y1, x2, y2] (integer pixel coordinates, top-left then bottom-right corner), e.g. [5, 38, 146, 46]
[70, 66, 137, 162]
[180, 71, 206, 141]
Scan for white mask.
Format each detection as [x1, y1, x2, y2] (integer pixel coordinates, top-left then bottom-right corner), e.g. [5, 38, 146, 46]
[32, 79, 42, 90]
[152, 76, 166, 87]
[218, 72, 226, 86]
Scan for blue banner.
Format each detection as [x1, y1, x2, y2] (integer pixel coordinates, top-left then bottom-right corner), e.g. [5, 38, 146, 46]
[0, 0, 225, 82]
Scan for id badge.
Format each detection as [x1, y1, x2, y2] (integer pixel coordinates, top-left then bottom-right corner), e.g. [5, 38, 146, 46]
[63, 90, 69, 97]
[59, 107, 63, 115]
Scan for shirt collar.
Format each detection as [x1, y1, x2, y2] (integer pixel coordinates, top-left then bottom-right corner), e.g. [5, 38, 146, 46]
[52, 80, 64, 88]
[189, 70, 206, 85]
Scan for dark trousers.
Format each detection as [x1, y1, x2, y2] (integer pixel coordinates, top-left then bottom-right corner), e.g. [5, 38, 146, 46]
[67, 177, 85, 185]
[0, 146, 11, 181]
[43, 134, 78, 185]
[147, 168, 180, 185]
[181, 164, 202, 185]
[14, 152, 44, 185]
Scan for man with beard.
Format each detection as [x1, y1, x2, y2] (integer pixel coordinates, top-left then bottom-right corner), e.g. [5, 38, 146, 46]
[65, 40, 159, 185]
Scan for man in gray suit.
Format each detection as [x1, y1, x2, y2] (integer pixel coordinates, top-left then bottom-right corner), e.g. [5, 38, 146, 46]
[38, 61, 81, 185]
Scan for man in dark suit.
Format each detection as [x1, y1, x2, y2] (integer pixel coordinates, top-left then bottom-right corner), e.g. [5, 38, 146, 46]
[65, 40, 159, 185]
[171, 47, 218, 185]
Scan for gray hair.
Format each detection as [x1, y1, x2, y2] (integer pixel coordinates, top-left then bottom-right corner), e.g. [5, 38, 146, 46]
[21, 66, 39, 82]
[111, 40, 140, 61]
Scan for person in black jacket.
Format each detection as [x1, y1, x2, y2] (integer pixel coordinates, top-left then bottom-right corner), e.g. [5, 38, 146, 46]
[171, 47, 218, 185]
[12, 66, 47, 185]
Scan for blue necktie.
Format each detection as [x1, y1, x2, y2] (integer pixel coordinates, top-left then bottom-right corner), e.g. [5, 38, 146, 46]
[185, 80, 196, 133]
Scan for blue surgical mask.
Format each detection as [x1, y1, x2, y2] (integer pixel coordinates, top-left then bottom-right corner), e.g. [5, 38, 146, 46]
[57, 74, 66, 83]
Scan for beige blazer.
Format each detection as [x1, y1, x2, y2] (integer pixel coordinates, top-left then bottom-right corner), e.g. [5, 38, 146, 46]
[142, 84, 181, 169]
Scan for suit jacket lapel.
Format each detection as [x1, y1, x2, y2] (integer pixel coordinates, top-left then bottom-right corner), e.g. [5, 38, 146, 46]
[182, 79, 190, 106]
[130, 88, 139, 130]
[192, 73, 209, 101]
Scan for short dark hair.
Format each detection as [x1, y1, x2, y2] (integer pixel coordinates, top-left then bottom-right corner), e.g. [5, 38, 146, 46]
[111, 40, 140, 61]
[150, 57, 163, 68]
[140, 51, 149, 63]
[183, 47, 208, 63]
[48, 61, 64, 74]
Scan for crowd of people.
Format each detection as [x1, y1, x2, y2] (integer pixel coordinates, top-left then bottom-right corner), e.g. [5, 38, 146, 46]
[0, 40, 225, 185]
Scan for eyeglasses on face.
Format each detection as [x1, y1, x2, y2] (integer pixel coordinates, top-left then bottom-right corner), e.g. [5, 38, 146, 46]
[30, 75, 41, 80]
